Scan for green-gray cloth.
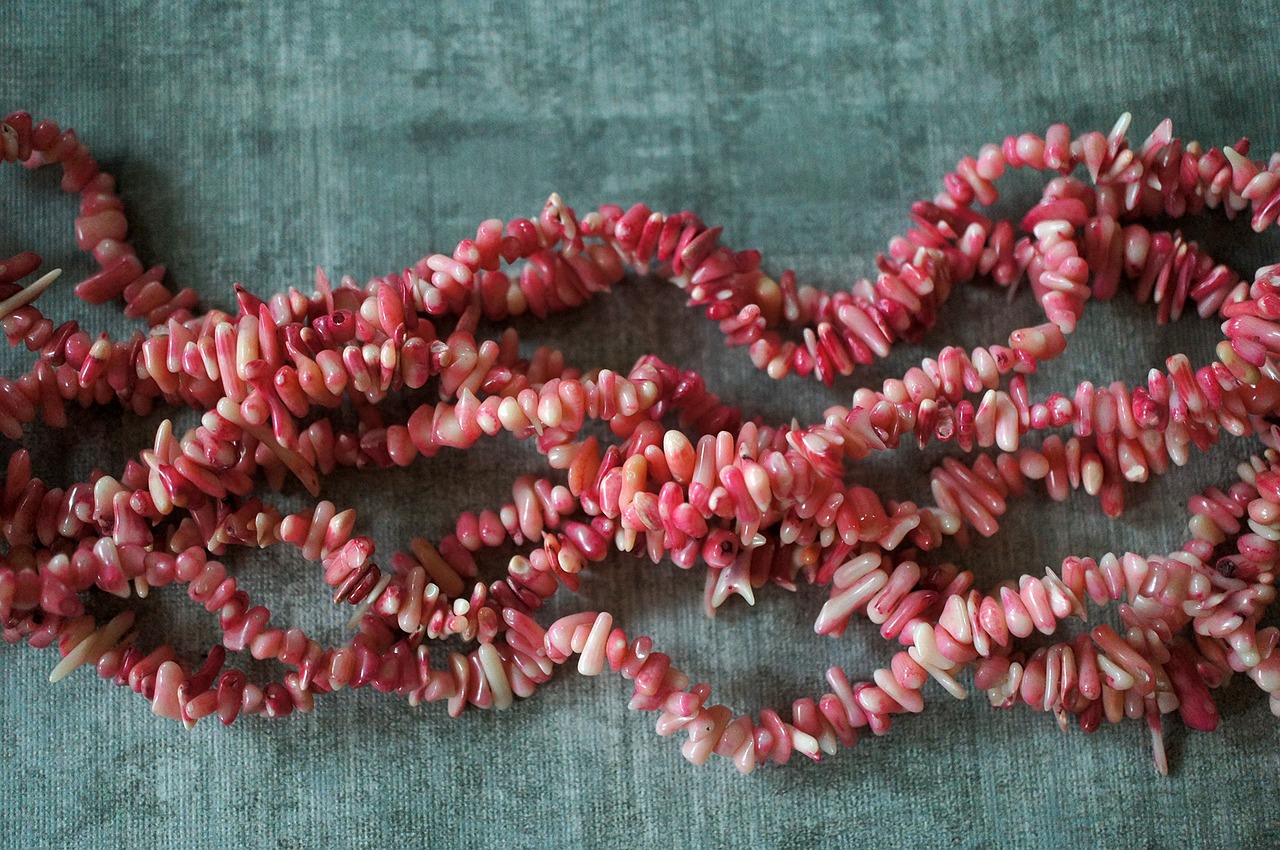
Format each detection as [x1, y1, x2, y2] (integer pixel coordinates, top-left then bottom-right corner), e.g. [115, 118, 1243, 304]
[3, 2, 1279, 847]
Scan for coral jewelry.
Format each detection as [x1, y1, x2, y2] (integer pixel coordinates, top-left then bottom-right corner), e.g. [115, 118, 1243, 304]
[2, 110, 1280, 775]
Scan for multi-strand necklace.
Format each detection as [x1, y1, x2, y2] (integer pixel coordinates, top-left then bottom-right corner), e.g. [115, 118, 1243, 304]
[2, 111, 1278, 773]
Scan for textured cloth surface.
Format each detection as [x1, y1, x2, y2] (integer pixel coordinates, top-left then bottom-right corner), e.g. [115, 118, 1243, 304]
[3, 1, 1280, 847]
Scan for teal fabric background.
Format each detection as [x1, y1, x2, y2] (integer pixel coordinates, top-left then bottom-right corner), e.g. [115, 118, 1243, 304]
[2, 1, 1279, 847]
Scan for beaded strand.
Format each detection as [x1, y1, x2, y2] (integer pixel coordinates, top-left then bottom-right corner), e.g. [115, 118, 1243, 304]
[3, 110, 1280, 774]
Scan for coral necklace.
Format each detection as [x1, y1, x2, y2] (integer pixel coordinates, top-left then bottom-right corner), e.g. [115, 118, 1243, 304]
[2, 110, 1279, 774]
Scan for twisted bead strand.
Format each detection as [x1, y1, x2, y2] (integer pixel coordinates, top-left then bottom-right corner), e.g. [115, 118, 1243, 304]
[3, 110, 1280, 774]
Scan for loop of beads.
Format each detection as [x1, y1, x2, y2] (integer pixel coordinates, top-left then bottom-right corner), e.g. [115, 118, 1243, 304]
[3, 110, 1280, 774]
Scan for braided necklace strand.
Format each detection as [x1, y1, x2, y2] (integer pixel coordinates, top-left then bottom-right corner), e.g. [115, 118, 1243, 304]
[2, 111, 1279, 774]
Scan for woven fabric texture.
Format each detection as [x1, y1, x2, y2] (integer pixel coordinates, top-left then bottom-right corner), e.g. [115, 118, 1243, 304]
[2, 2, 1279, 847]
